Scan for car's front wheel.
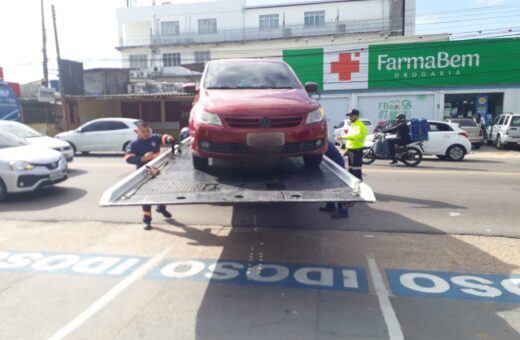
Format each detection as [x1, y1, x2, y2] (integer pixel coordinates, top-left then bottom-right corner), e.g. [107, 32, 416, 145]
[303, 154, 323, 168]
[446, 145, 466, 161]
[496, 135, 504, 150]
[0, 178, 7, 202]
[192, 155, 209, 171]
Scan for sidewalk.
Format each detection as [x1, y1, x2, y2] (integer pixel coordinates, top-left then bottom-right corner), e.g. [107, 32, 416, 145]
[469, 145, 520, 159]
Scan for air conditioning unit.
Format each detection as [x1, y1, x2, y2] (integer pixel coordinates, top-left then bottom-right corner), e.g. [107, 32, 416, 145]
[283, 28, 292, 38]
[337, 24, 347, 33]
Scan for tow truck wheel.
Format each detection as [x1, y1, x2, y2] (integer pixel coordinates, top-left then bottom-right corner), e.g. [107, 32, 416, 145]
[192, 155, 209, 170]
[303, 154, 323, 168]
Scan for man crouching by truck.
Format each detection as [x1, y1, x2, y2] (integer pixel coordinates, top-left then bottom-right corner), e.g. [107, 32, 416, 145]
[124, 122, 175, 230]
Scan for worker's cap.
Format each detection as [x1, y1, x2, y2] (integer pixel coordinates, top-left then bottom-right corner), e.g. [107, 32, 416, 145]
[347, 109, 360, 117]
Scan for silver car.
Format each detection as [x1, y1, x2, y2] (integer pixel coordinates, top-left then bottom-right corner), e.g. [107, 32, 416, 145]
[0, 129, 67, 201]
[0, 120, 74, 162]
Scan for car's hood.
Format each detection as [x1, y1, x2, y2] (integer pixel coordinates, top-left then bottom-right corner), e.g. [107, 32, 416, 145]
[25, 136, 70, 149]
[0, 145, 62, 163]
[199, 88, 319, 115]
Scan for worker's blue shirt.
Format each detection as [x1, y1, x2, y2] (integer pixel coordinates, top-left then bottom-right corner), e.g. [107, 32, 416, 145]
[125, 134, 170, 169]
[325, 142, 346, 168]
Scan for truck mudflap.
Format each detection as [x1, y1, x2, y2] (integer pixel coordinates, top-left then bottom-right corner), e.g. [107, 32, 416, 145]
[99, 139, 376, 207]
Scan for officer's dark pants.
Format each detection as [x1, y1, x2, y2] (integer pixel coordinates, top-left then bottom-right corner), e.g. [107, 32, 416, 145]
[347, 148, 363, 180]
[142, 205, 166, 219]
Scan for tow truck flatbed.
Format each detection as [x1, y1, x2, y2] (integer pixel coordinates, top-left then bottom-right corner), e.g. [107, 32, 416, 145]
[99, 140, 375, 207]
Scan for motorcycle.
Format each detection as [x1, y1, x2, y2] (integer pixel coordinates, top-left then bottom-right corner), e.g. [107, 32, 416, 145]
[362, 133, 424, 167]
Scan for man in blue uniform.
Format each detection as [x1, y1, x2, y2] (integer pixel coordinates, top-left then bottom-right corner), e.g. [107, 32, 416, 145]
[319, 141, 351, 219]
[125, 122, 175, 230]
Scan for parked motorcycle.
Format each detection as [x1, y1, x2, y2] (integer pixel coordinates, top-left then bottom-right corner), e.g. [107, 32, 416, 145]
[362, 133, 424, 167]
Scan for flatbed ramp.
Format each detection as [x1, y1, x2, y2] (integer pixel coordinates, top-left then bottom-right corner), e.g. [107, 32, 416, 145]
[100, 140, 375, 207]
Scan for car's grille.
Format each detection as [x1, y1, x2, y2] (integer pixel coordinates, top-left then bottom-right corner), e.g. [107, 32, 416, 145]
[225, 115, 304, 128]
[53, 146, 72, 152]
[33, 162, 60, 170]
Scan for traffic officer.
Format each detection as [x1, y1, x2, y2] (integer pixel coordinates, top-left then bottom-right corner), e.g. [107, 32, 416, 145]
[342, 109, 367, 181]
[124, 121, 175, 230]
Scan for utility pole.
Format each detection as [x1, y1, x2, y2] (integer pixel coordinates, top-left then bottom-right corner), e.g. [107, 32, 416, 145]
[52, 4, 70, 131]
[41, 0, 49, 87]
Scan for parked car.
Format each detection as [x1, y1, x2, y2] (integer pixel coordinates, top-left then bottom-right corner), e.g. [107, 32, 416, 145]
[444, 118, 483, 149]
[334, 119, 374, 148]
[55, 118, 140, 154]
[186, 59, 327, 170]
[485, 113, 520, 149]
[422, 121, 472, 161]
[0, 129, 67, 201]
[0, 120, 74, 162]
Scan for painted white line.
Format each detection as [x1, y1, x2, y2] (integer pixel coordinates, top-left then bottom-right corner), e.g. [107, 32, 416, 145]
[49, 248, 170, 340]
[367, 256, 404, 340]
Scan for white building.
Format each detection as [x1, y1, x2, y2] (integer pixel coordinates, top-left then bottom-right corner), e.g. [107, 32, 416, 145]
[116, 0, 417, 81]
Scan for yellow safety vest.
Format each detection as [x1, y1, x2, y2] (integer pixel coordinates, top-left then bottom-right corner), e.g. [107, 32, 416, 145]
[342, 119, 367, 150]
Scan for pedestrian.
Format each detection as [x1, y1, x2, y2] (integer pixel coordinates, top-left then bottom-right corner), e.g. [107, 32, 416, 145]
[474, 113, 487, 139]
[342, 109, 367, 180]
[124, 121, 175, 230]
[319, 141, 352, 218]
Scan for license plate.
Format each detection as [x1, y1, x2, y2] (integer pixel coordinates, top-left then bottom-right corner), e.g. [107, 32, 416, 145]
[49, 171, 64, 182]
[247, 133, 285, 147]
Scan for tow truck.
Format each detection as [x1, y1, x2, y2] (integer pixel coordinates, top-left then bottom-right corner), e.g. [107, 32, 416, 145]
[99, 138, 375, 208]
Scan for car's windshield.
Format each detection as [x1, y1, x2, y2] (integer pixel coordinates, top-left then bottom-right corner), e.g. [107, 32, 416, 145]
[0, 123, 42, 138]
[204, 61, 300, 89]
[451, 119, 477, 127]
[0, 130, 28, 149]
[511, 116, 520, 127]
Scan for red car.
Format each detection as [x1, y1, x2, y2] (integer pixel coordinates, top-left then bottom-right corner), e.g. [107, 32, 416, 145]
[186, 59, 328, 170]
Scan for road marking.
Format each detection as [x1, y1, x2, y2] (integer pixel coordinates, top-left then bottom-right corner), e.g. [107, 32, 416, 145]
[48, 248, 170, 340]
[367, 257, 404, 340]
[364, 168, 520, 177]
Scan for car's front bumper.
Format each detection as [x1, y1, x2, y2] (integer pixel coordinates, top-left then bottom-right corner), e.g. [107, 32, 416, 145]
[2, 163, 68, 194]
[192, 121, 328, 158]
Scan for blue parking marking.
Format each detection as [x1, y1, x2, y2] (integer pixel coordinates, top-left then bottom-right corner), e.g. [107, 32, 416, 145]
[386, 269, 520, 304]
[146, 259, 368, 293]
[0, 251, 146, 278]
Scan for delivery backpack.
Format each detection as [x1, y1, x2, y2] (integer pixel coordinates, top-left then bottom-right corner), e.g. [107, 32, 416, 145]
[410, 118, 429, 142]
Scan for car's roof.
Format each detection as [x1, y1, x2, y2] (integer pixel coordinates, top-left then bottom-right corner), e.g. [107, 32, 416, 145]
[89, 117, 140, 123]
[0, 120, 24, 126]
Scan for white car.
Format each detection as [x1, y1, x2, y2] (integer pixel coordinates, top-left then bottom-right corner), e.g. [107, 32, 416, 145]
[55, 118, 140, 154]
[485, 113, 520, 149]
[421, 121, 472, 161]
[0, 120, 74, 162]
[364, 120, 472, 161]
[0, 129, 67, 201]
[334, 119, 374, 148]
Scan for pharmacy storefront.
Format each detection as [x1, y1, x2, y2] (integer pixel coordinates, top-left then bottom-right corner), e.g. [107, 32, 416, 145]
[284, 38, 520, 128]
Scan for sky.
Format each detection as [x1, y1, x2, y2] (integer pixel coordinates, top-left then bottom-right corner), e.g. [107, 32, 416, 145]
[0, 0, 519, 84]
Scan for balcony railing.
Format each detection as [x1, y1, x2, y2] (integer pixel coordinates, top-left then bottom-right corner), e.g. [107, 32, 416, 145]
[121, 18, 401, 48]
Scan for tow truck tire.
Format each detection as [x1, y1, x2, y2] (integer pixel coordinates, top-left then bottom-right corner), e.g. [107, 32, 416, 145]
[303, 154, 323, 168]
[0, 178, 7, 202]
[192, 155, 209, 170]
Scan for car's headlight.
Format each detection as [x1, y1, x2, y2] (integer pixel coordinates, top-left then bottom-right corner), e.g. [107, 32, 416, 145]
[195, 107, 223, 126]
[9, 161, 34, 171]
[306, 108, 325, 124]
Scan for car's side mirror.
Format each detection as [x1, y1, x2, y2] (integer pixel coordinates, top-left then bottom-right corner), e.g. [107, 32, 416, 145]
[183, 83, 197, 95]
[304, 82, 318, 93]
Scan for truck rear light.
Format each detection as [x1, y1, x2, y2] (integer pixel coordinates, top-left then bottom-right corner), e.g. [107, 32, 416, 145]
[459, 132, 469, 138]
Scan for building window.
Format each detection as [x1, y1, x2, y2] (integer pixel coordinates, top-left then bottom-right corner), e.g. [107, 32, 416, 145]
[198, 18, 217, 34]
[259, 14, 279, 30]
[195, 51, 211, 63]
[129, 55, 148, 69]
[163, 53, 181, 67]
[304, 11, 325, 26]
[161, 21, 179, 35]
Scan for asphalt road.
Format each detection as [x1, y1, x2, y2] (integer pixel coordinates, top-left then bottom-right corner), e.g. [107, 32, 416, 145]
[0, 147, 519, 340]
